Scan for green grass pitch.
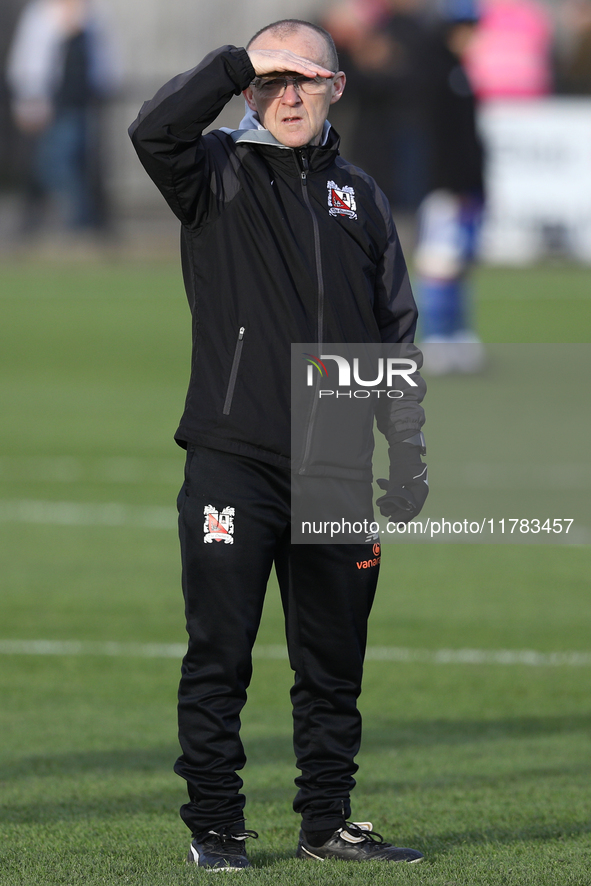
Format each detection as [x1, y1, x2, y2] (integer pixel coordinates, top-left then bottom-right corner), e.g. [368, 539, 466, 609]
[0, 260, 590, 884]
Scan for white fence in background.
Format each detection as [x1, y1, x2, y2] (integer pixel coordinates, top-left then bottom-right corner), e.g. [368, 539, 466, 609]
[479, 99, 591, 264]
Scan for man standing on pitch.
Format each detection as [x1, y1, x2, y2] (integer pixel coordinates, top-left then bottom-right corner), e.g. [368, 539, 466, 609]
[130, 19, 427, 870]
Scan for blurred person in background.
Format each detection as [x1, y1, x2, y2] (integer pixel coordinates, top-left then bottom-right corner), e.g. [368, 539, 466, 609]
[555, 0, 591, 94]
[414, 0, 486, 373]
[462, 0, 554, 100]
[6, 0, 119, 235]
[322, 0, 430, 217]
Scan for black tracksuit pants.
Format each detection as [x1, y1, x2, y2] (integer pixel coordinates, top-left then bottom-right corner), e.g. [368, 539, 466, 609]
[174, 445, 380, 836]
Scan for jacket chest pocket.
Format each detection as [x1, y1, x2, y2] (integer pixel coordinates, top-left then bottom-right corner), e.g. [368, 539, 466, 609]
[222, 327, 245, 415]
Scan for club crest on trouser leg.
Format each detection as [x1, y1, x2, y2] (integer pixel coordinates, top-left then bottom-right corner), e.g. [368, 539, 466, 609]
[327, 180, 357, 219]
[203, 505, 235, 543]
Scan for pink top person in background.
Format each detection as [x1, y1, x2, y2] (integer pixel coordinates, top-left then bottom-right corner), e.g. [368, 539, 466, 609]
[463, 0, 554, 99]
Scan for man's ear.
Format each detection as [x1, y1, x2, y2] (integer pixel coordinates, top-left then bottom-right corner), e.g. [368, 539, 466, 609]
[329, 71, 346, 105]
[243, 87, 257, 112]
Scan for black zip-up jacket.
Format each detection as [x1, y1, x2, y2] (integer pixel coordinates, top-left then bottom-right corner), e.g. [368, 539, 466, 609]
[129, 46, 425, 476]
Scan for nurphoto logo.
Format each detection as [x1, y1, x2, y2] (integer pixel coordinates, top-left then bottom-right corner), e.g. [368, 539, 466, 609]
[303, 353, 418, 399]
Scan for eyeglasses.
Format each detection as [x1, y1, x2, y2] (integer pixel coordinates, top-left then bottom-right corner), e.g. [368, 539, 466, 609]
[252, 75, 333, 98]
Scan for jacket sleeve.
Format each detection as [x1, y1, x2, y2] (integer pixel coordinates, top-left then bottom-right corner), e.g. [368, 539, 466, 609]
[128, 45, 255, 226]
[373, 188, 427, 444]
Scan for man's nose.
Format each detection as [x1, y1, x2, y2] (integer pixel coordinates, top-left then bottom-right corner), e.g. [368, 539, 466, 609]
[281, 83, 302, 105]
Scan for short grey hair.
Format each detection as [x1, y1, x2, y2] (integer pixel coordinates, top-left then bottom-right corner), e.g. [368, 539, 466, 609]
[247, 19, 339, 72]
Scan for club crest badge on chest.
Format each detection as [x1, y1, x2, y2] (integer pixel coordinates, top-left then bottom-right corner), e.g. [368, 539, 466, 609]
[327, 180, 357, 219]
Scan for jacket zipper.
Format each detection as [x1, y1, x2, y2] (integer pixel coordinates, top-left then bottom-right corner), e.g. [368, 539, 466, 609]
[298, 150, 323, 474]
[222, 326, 245, 415]
[299, 151, 324, 345]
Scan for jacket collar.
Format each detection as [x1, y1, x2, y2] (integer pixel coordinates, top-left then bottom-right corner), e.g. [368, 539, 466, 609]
[225, 103, 340, 175]
[235, 104, 333, 146]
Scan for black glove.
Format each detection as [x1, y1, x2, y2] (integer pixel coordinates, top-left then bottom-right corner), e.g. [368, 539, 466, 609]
[376, 439, 429, 522]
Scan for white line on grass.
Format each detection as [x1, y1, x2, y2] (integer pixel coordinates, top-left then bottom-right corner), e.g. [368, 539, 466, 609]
[0, 500, 589, 544]
[2, 457, 591, 489]
[0, 640, 590, 667]
[0, 457, 182, 485]
[0, 499, 176, 529]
